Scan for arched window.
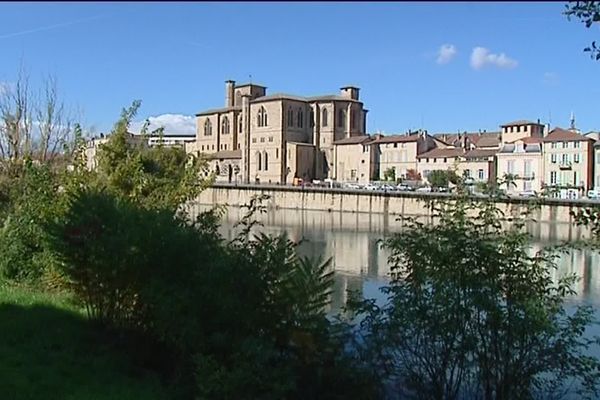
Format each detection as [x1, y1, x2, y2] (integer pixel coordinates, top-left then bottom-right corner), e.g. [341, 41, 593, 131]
[256, 151, 262, 171]
[204, 119, 212, 136]
[351, 110, 356, 129]
[337, 109, 345, 128]
[297, 108, 303, 128]
[221, 116, 230, 134]
[322, 108, 328, 127]
[263, 151, 269, 171]
[310, 110, 315, 128]
[287, 107, 294, 127]
[257, 106, 267, 127]
[238, 114, 243, 133]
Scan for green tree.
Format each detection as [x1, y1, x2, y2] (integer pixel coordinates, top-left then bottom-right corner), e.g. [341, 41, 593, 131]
[350, 188, 600, 399]
[565, 1, 600, 60]
[427, 169, 458, 190]
[79, 100, 209, 211]
[383, 167, 396, 182]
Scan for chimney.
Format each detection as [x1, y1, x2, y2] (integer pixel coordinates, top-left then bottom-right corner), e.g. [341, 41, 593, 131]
[225, 80, 235, 107]
[340, 86, 360, 100]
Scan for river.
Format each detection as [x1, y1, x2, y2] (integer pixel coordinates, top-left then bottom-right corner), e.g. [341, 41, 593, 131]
[188, 204, 600, 312]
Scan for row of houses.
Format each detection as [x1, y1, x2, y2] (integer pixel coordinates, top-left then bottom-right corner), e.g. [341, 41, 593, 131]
[336, 119, 598, 195]
[185, 80, 599, 195]
[84, 80, 598, 196]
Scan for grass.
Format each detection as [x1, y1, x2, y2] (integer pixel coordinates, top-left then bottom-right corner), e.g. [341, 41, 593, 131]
[0, 284, 170, 400]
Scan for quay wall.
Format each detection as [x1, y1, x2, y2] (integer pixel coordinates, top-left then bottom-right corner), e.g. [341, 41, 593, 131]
[191, 183, 600, 225]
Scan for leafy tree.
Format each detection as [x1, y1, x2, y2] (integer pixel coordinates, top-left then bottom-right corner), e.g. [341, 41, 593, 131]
[383, 167, 396, 182]
[565, 1, 600, 60]
[78, 100, 209, 211]
[0, 160, 67, 283]
[350, 187, 600, 399]
[427, 169, 458, 189]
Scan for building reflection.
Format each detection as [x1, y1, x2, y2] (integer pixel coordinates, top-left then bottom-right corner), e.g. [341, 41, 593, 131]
[192, 205, 600, 310]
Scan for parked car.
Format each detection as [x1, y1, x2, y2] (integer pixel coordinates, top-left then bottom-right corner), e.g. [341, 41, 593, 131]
[518, 190, 538, 198]
[364, 184, 378, 191]
[396, 184, 412, 191]
[416, 186, 432, 193]
[344, 183, 361, 190]
[587, 189, 600, 200]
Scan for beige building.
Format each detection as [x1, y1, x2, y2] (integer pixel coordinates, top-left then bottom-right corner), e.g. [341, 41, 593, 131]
[333, 135, 377, 183]
[543, 127, 595, 194]
[417, 131, 500, 184]
[496, 137, 544, 194]
[500, 120, 545, 144]
[85, 133, 147, 170]
[374, 131, 442, 181]
[188, 80, 369, 184]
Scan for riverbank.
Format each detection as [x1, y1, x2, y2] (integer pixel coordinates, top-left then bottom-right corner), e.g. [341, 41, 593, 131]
[0, 285, 169, 400]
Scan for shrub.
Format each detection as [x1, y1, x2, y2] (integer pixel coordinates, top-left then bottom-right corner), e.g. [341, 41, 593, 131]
[350, 190, 600, 399]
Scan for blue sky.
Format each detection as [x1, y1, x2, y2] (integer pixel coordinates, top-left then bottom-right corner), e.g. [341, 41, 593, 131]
[1, 2, 599, 135]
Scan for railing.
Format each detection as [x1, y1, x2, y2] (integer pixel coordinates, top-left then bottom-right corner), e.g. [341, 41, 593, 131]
[559, 162, 572, 170]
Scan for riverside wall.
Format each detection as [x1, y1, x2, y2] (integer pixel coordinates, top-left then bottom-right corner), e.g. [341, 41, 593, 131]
[191, 183, 600, 225]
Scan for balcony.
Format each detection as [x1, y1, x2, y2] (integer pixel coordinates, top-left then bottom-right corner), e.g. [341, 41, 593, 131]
[559, 162, 572, 170]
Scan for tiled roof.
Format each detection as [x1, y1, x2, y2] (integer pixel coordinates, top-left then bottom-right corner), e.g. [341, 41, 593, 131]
[249, 93, 362, 103]
[500, 120, 542, 127]
[196, 106, 242, 116]
[417, 147, 464, 159]
[434, 132, 500, 147]
[513, 136, 543, 144]
[372, 134, 421, 144]
[543, 127, 593, 142]
[206, 150, 242, 159]
[498, 142, 542, 154]
[463, 149, 497, 159]
[333, 135, 373, 145]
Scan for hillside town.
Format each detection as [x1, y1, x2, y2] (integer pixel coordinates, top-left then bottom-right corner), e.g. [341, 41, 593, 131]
[88, 80, 600, 200]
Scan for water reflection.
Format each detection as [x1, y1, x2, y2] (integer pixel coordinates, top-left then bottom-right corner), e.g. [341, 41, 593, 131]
[191, 204, 600, 309]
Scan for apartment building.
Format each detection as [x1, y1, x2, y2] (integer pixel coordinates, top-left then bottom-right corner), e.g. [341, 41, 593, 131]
[333, 135, 377, 183]
[496, 137, 544, 194]
[374, 131, 441, 181]
[542, 127, 594, 194]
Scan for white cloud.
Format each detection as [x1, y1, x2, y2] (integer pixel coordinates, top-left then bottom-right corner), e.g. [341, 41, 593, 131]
[436, 44, 457, 64]
[470, 47, 518, 70]
[542, 72, 559, 85]
[130, 113, 196, 135]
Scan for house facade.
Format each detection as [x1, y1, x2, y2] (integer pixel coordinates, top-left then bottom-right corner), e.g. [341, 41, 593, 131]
[496, 137, 544, 194]
[333, 135, 377, 183]
[542, 127, 595, 194]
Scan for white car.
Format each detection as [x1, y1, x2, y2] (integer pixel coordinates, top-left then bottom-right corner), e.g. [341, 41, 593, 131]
[416, 186, 432, 193]
[587, 190, 600, 200]
[364, 184, 378, 191]
[518, 190, 538, 198]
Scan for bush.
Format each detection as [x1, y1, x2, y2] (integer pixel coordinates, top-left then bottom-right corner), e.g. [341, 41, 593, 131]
[350, 190, 600, 399]
[0, 161, 65, 283]
[48, 189, 378, 399]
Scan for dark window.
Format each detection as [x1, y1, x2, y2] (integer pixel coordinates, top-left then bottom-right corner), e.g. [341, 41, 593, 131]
[221, 116, 230, 134]
[204, 119, 212, 136]
[322, 108, 328, 127]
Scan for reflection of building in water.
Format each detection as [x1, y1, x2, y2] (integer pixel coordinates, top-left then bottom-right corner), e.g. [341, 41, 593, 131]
[192, 204, 600, 308]
[328, 273, 364, 314]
